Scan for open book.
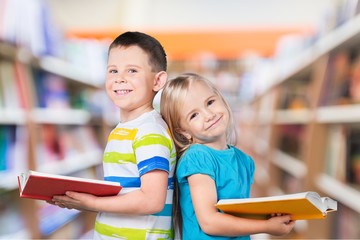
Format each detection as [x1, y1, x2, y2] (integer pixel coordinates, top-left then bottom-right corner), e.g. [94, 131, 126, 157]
[18, 170, 122, 201]
[215, 191, 337, 220]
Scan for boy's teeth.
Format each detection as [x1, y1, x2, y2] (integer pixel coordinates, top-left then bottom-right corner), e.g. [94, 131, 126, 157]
[115, 90, 130, 94]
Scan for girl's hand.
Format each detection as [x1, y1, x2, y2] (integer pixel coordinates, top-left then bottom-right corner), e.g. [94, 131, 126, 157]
[52, 191, 98, 212]
[266, 214, 295, 236]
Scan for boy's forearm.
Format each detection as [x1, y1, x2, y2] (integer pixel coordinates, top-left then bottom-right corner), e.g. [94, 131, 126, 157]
[94, 189, 166, 215]
[94, 170, 168, 214]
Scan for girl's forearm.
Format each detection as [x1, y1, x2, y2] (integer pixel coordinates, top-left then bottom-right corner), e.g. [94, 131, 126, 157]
[198, 212, 269, 237]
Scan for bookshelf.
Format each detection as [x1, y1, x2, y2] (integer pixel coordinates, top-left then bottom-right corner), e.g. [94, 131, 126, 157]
[0, 41, 105, 239]
[238, 8, 360, 239]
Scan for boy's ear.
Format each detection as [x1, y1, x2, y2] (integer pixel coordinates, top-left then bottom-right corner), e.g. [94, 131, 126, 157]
[153, 71, 168, 92]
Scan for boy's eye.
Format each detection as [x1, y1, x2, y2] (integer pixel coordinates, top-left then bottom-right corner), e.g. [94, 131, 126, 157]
[109, 69, 117, 74]
[128, 69, 137, 73]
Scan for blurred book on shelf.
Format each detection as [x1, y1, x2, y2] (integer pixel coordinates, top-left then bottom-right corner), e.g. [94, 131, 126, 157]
[325, 126, 360, 188]
[37, 203, 80, 237]
[347, 129, 360, 188]
[349, 55, 360, 103]
[33, 72, 70, 109]
[14, 61, 33, 109]
[333, 203, 360, 239]
[324, 126, 347, 182]
[36, 124, 101, 166]
[0, 60, 22, 109]
[319, 51, 351, 106]
[0, 125, 28, 175]
[277, 124, 305, 159]
[278, 169, 304, 194]
[0, 0, 63, 57]
[278, 82, 310, 110]
[0, 193, 30, 238]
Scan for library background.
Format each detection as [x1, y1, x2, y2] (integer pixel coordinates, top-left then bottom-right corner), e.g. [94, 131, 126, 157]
[1, 0, 360, 239]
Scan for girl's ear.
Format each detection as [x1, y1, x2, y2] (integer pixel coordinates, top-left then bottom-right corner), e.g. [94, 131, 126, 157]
[175, 128, 192, 141]
[153, 71, 168, 92]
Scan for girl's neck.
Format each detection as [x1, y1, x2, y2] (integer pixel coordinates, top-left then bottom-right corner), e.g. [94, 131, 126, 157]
[202, 139, 228, 150]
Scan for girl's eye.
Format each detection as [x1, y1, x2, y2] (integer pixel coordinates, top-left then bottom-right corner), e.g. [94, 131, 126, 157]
[128, 69, 137, 73]
[189, 113, 198, 120]
[109, 69, 117, 74]
[208, 99, 215, 106]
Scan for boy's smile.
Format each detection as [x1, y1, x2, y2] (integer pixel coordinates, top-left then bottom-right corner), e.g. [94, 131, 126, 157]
[113, 88, 132, 96]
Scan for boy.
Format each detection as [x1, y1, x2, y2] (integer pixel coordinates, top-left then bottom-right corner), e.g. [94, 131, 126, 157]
[52, 31, 176, 240]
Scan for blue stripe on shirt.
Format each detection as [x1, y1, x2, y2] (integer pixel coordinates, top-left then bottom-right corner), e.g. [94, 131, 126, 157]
[151, 203, 172, 217]
[138, 156, 169, 176]
[105, 176, 174, 189]
[104, 176, 140, 188]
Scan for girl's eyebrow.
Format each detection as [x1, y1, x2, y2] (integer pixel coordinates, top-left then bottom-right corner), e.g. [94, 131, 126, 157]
[183, 108, 195, 120]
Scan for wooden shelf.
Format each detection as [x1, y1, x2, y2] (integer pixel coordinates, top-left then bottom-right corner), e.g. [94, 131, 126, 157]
[38, 56, 102, 88]
[0, 109, 27, 124]
[239, 10, 360, 239]
[253, 14, 360, 101]
[316, 174, 360, 213]
[274, 109, 311, 124]
[316, 104, 360, 123]
[0, 40, 107, 239]
[271, 150, 307, 179]
[30, 108, 91, 125]
[0, 122, 102, 192]
[37, 149, 102, 175]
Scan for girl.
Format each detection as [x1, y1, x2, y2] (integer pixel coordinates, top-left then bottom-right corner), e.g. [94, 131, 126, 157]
[160, 73, 295, 239]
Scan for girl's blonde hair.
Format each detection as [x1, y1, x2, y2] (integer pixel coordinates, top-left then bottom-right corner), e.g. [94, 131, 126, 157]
[160, 73, 238, 238]
[160, 72, 237, 158]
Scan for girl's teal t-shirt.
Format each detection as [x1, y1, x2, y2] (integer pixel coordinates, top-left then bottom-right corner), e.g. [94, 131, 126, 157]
[176, 144, 255, 240]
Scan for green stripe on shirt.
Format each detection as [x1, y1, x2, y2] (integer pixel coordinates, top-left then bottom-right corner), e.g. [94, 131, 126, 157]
[95, 221, 174, 239]
[103, 152, 136, 164]
[133, 134, 173, 152]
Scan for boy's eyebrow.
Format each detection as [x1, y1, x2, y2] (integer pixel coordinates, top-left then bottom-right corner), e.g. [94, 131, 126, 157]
[107, 64, 117, 69]
[125, 64, 141, 69]
[107, 64, 141, 69]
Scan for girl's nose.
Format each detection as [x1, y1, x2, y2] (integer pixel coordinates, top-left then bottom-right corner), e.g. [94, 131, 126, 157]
[204, 110, 216, 121]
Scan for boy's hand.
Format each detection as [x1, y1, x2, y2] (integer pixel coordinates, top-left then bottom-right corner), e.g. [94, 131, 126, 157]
[52, 191, 98, 212]
[46, 199, 56, 205]
[266, 214, 295, 236]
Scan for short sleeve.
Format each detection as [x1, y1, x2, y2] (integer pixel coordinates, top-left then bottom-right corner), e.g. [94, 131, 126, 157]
[134, 122, 173, 176]
[176, 149, 216, 184]
[234, 147, 256, 186]
[248, 155, 255, 185]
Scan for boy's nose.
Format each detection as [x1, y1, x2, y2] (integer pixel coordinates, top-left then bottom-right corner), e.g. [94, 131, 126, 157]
[115, 77, 126, 83]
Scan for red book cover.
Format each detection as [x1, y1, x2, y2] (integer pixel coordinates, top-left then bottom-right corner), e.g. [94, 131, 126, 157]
[18, 170, 122, 201]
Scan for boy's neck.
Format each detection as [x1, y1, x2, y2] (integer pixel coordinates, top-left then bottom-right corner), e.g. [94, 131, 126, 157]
[120, 106, 154, 123]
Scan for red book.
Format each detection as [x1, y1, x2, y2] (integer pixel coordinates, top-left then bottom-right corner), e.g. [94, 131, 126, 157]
[18, 170, 122, 201]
